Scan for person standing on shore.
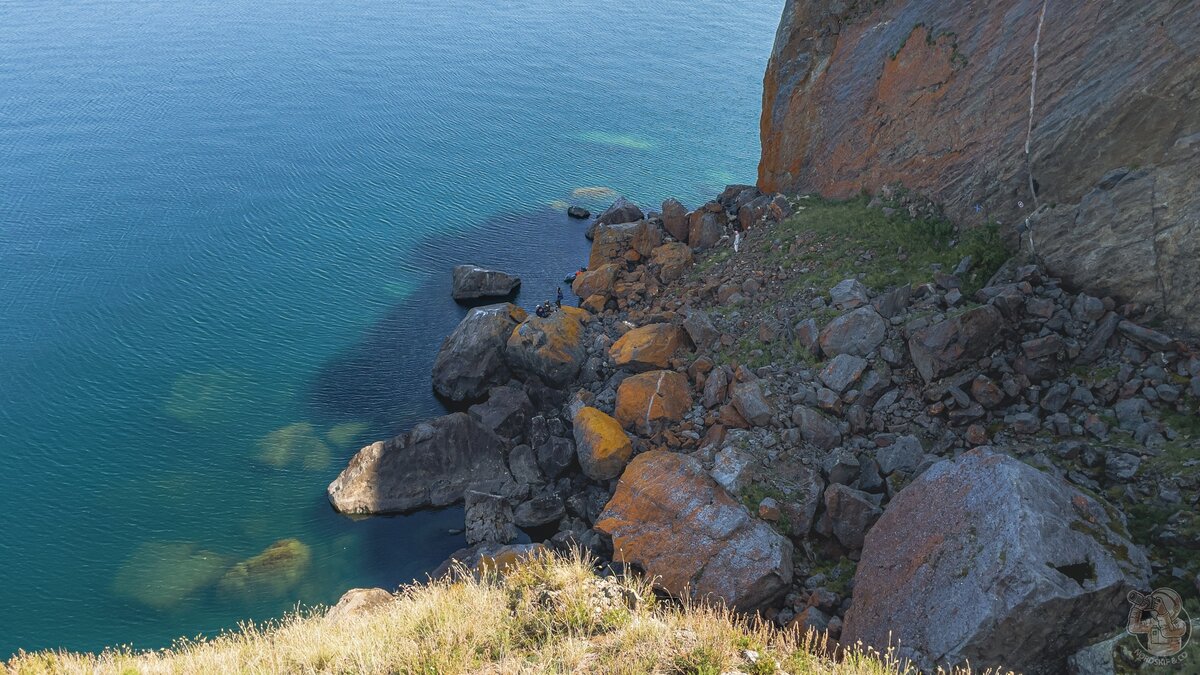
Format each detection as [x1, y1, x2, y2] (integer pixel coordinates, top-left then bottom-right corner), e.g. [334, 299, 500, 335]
[556, 287, 563, 308]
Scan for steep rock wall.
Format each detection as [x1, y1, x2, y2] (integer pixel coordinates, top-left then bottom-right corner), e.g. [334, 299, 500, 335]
[759, 0, 1200, 333]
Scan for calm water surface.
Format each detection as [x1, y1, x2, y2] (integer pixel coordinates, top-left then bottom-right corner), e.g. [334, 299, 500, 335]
[0, 0, 779, 655]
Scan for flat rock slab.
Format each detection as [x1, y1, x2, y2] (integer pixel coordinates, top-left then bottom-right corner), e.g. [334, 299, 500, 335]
[327, 412, 508, 515]
[451, 265, 521, 301]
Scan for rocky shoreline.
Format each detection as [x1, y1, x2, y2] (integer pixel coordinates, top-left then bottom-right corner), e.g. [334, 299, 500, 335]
[327, 186, 1199, 674]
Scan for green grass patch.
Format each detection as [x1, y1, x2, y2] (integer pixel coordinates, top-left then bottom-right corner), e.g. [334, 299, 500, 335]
[770, 196, 1008, 297]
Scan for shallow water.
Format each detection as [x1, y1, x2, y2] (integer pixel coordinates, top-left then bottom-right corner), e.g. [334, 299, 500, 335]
[0, 0, 779, 655]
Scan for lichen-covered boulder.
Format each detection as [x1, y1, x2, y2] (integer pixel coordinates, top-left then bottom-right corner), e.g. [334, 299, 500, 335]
[649, 242, 694, 282]
[571, 263, 618, 298]
[432, 303, 527, 403]
[589, 220, 663, 268]
[505, 308, 587, 387]
[613, 370, 692, 435]
[609, 323, 691, 372]
[596, 451, 792, 611]
[327, 412, 508, 514]
[842, 448, 1150, 674]
[572, 406, 633, 481]
[326, 588, 392, 622]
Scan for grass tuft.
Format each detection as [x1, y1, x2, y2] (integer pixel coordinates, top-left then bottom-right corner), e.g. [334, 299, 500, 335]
[5, 551, 1006, 674]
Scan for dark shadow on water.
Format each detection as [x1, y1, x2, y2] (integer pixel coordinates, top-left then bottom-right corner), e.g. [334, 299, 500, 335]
[308, 206, 593, 436]
[304, 205, 593, 585]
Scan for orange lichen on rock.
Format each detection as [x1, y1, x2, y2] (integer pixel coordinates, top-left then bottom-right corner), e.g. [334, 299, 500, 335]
[572, 406, 633, 480]
[613, 370, 692, 435]
[608, 323, 691, 372]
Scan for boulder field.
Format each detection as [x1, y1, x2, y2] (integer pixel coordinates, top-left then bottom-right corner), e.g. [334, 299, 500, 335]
[329, 188, 1200, 672]
[759, 0, 1200, 334]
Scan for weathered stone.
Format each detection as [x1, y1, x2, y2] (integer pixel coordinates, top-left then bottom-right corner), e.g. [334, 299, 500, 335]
[433, 543, 547, 580]
[614, 370, 692, 435]
[468, 386, 532, 441]
[792, 405, 841, 451]
[432, 303, 527, 403]
[872, 283, 912, 318]
[819, 307, 887, 358]
[682, 308, 720, 350]
[609, 323, 691, 372]
[507, 444, 543, 485]
[875, 435, 924, 476]
[818, 354, 867, 394]
[731, 381, 773, 427]
[464, 489, 517, 545]
[710, 446, 755, 494]
[451, 265, 521, 301]
[661, 198, 689, 242]
[908, 305, 1006, 382]
[586, 197, 643, 240]
[842, 449, 1150, 674]
[971, 375, 1005, 409]
[596, 451, 792, 611]
[688, 209, 725, 250]
[513, 490, 566, 528]
[1118, 321, 1177, 352]
[326, 588, 392, 621]
[589, 220, 662, 268]
[571, 264, 618, 298]
[566, 205, 590, 219]
[536, 436, 575, 479]
[505, 308, 587, 387]
[327, 413, 508, 514]
[650, 242, 694, 282]
[702, 365, 731, 409]
[572, 406, 633, 481]
[829, 279, 869, 309]
[823, 484, 881, 549]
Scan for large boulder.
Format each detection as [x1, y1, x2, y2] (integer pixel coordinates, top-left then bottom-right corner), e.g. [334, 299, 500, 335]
[586, 197, 644, 240]
[327, 413, 508, 514]
[467, 386, 533, 441]
[759, 1, 1200, 333]
[571, 263, 618, 299]
[589, 220, 663, 268]
[908, 305, 1006, 382]
[609, 323, 691, 372]
[842, 448, 1150, 674]
[649, 242, 694, 282]
[595, 451, 792, 611]
[432, 303, 526, 403]
[450, 265, 521, 301]
[505, 308, 587, 387]
[614, 370, 692, 435]
[688, 209, 726, 250]
[661, 198, 689, 242]
[572, 406, 633, 481]
[818, 307, 886, 357]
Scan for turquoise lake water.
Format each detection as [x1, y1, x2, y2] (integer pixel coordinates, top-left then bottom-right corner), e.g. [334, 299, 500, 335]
[0, 0, 779, 655]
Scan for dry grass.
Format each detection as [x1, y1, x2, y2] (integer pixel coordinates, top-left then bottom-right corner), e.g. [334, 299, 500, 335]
[6, 552, 1001, 674]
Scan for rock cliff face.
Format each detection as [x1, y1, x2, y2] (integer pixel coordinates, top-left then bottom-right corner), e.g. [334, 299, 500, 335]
[759, 0, 1200, 333]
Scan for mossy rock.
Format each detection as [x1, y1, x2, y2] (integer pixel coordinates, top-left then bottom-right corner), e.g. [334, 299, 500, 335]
[112, 542, 228, 611]
[218, 538, 312, 598]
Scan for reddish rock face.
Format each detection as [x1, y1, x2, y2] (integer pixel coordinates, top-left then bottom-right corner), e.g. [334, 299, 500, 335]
[759, 0, 1200, 332]
[595, 451, 792, 611]
[609, 323, 692, 372]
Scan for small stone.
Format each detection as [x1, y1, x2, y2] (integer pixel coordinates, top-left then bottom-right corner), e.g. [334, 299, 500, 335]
[759, 497, 782, 522]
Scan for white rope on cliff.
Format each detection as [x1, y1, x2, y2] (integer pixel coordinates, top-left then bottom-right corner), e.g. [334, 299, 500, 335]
[1023, 0, 1049, 255]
